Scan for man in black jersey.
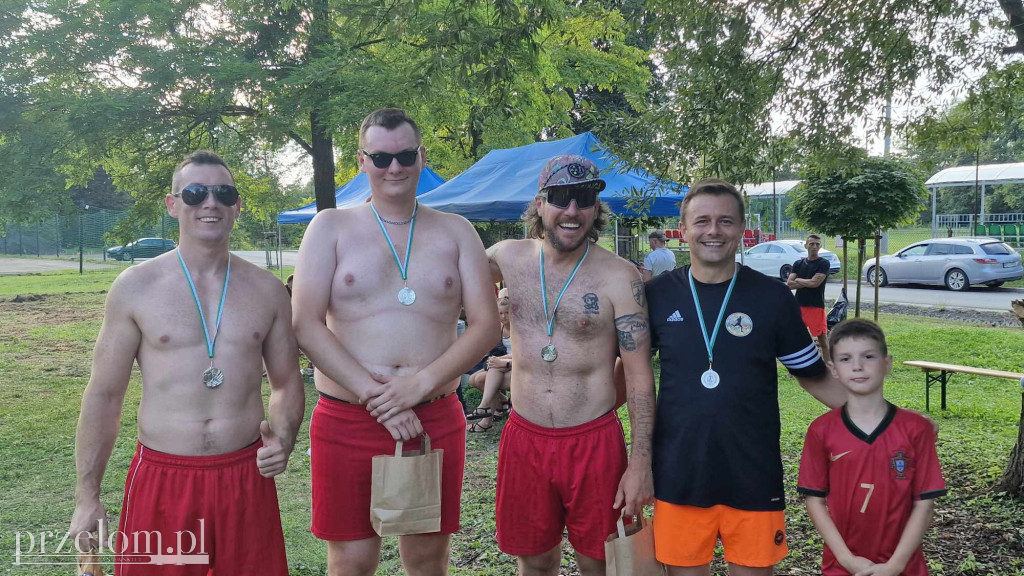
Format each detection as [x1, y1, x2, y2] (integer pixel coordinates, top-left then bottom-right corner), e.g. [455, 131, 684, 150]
[645, 179, 846, 576]
[787, 234, 831, 361]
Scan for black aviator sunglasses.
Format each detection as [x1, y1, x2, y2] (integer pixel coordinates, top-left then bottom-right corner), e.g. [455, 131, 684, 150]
[541, 185, 601, 209]
[173, 184, 240, 207]
[361, 148, 420, 169]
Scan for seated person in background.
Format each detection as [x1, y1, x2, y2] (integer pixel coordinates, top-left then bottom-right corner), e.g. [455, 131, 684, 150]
[465, 294, 512, 433]
[798, 319, 945, 576]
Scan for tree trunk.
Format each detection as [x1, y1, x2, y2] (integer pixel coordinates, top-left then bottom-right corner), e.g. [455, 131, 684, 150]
[310, 109, 336, 211]
[842, 241, 848, 295]
[873, 231, 880, 322]
[308, 0, 335, 211]
[994, 393, 1024, 496]
[854, 237, 865, 318]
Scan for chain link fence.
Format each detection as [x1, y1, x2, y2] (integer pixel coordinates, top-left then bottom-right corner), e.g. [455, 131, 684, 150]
[1, 210, 181, 261]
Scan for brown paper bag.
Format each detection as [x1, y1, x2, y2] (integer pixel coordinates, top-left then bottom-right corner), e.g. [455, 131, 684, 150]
[370, 433, 443, 536]
[604, 514, 665, 576]
[77, 552, 105, 576]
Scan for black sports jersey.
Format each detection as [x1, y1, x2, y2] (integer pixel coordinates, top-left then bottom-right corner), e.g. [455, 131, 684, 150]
[646, 265, 827, 511]
[793, 257, 830, 308]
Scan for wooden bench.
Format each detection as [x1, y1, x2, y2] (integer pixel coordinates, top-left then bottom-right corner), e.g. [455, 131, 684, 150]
[903, 361, 1024, 411]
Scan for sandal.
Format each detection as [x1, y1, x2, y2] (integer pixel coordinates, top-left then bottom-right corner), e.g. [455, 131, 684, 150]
[466, 420, 493, 433]
[465, 407, 494, 421]
[494, 399, 512, 419]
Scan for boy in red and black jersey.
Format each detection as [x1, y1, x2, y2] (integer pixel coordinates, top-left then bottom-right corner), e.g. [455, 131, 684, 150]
[798, 319, 945, 576]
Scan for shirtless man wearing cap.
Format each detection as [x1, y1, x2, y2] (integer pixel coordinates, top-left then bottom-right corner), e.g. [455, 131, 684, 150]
[292, 108, 498, 576]
[71, 150, 305, 575]
[486, 154, 656, 576]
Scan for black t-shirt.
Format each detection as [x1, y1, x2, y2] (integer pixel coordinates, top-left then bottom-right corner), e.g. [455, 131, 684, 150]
[793, 257, 831, 308]
[646, 265, 827, 511]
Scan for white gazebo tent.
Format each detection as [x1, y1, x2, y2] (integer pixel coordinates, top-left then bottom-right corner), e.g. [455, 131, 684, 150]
[925, 162, 1024, 235]
[738, 180, 802, 232]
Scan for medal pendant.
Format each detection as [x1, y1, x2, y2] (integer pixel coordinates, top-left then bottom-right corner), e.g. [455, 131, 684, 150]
[700, 369, 720, 389]
[398, 286, 416, 306]
[541, 344, 558, 362]
[203, 366, 224, 388]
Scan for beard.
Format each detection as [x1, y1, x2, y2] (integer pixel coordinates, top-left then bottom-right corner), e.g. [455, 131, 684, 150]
[543, 217, 593, 253]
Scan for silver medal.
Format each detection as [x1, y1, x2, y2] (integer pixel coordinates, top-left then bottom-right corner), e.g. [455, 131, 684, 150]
[398, 286, 416, 306]
[203, 366, 224, 388]
[700, 369, 719, 389]
[541, 344, 558, 362]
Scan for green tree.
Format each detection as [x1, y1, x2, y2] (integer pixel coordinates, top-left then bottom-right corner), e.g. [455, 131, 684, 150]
[2, 0, 652, 224]
[789, 153, 929, 315]
[906, 61, 1024, 217]
[592, 0, 1018, 186]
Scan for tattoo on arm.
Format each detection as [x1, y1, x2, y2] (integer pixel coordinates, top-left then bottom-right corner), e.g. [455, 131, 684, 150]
[582, 293, 599, 314]
[631, 280, 645, 307]
[615, 313, 649, 353]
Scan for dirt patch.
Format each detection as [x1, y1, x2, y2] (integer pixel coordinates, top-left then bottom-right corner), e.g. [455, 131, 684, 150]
[11, 294, 45, 303]
[858, 302, 1022, 327]
[0, 293, 103, 326]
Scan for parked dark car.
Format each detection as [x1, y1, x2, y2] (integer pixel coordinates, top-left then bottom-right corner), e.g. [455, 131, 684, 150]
[106, 238, 176, 261]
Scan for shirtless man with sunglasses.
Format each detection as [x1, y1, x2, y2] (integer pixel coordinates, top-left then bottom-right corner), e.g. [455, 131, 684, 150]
[485, 155, 656, 576]
[71, 150, 305, 575]
[292, 108, 498, 575]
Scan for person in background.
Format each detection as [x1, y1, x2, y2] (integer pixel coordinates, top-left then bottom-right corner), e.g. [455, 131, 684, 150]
[787, 234, 831, 361]
[464, 293, 513, 433]
[641, 230, 676, 281]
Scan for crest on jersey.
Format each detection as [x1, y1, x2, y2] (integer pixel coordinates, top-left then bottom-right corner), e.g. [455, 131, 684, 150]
[890, 450, 913, 479]
[725, 312, 753, 337]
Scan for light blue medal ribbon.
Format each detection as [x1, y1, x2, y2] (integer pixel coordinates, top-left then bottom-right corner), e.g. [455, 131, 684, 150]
[177, 249, 230, 388]
[688, 264, 738, 389]
[370, 201, 418, 305]
[538, 242, 590, 361]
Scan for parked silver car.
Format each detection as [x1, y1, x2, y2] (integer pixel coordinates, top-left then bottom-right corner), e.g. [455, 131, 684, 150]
[862, 237, 1023, 291]
[736, 240, 841, 281]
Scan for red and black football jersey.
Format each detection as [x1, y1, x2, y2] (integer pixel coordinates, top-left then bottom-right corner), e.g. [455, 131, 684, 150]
[798, 403, 946, 575]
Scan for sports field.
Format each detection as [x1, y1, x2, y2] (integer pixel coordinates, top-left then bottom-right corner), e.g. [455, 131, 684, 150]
[0, 269, 1021, 575]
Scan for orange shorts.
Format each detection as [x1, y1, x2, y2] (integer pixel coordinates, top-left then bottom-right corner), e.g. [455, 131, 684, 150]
[800, 306, 827, 337]
[653, 501, 787, 568]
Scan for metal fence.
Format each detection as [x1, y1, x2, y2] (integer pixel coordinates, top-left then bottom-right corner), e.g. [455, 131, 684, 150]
[0, 210, 181, 261]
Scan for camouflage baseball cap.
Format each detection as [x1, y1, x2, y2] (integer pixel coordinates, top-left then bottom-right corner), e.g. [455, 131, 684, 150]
[537, 155, 606, 193]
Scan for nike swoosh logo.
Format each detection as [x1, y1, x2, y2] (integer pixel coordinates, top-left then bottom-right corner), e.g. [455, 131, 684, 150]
[830, 451, 852, 462]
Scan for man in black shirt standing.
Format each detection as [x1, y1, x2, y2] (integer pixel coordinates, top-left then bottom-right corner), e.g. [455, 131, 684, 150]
[787, 234, 831, 361]
[646, 180, 845, 575]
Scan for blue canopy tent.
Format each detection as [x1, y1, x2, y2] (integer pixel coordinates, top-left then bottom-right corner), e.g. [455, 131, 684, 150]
[417, 132, 686, 221]
[276, 166, 446, 225]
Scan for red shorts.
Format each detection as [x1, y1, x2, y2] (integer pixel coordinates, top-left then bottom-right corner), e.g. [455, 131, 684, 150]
[310, 393, 466, 540]
[800, 306, 827, 337]
[116, 441, 287, 576]
[496, 410, 627, 560]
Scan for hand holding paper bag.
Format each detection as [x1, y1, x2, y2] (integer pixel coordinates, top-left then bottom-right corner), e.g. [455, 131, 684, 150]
[370, 433, 443, 537]
[605, 514, 665, 576]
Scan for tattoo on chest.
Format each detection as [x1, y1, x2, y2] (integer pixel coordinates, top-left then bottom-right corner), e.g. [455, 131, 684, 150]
[631, 280, 645, 307]
[582, 293, 600, 314]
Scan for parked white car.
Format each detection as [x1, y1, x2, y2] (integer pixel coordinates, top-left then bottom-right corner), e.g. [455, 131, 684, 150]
[736, 240, 841, 281]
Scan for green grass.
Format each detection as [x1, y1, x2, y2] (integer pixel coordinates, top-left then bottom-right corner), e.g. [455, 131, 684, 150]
[0, 273, 1022, 575]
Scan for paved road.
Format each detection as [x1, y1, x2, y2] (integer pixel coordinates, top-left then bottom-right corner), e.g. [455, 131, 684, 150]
[0, 251, 299, 276]
[0, 257, 115, 275]
[823, 280, 1024, 311]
